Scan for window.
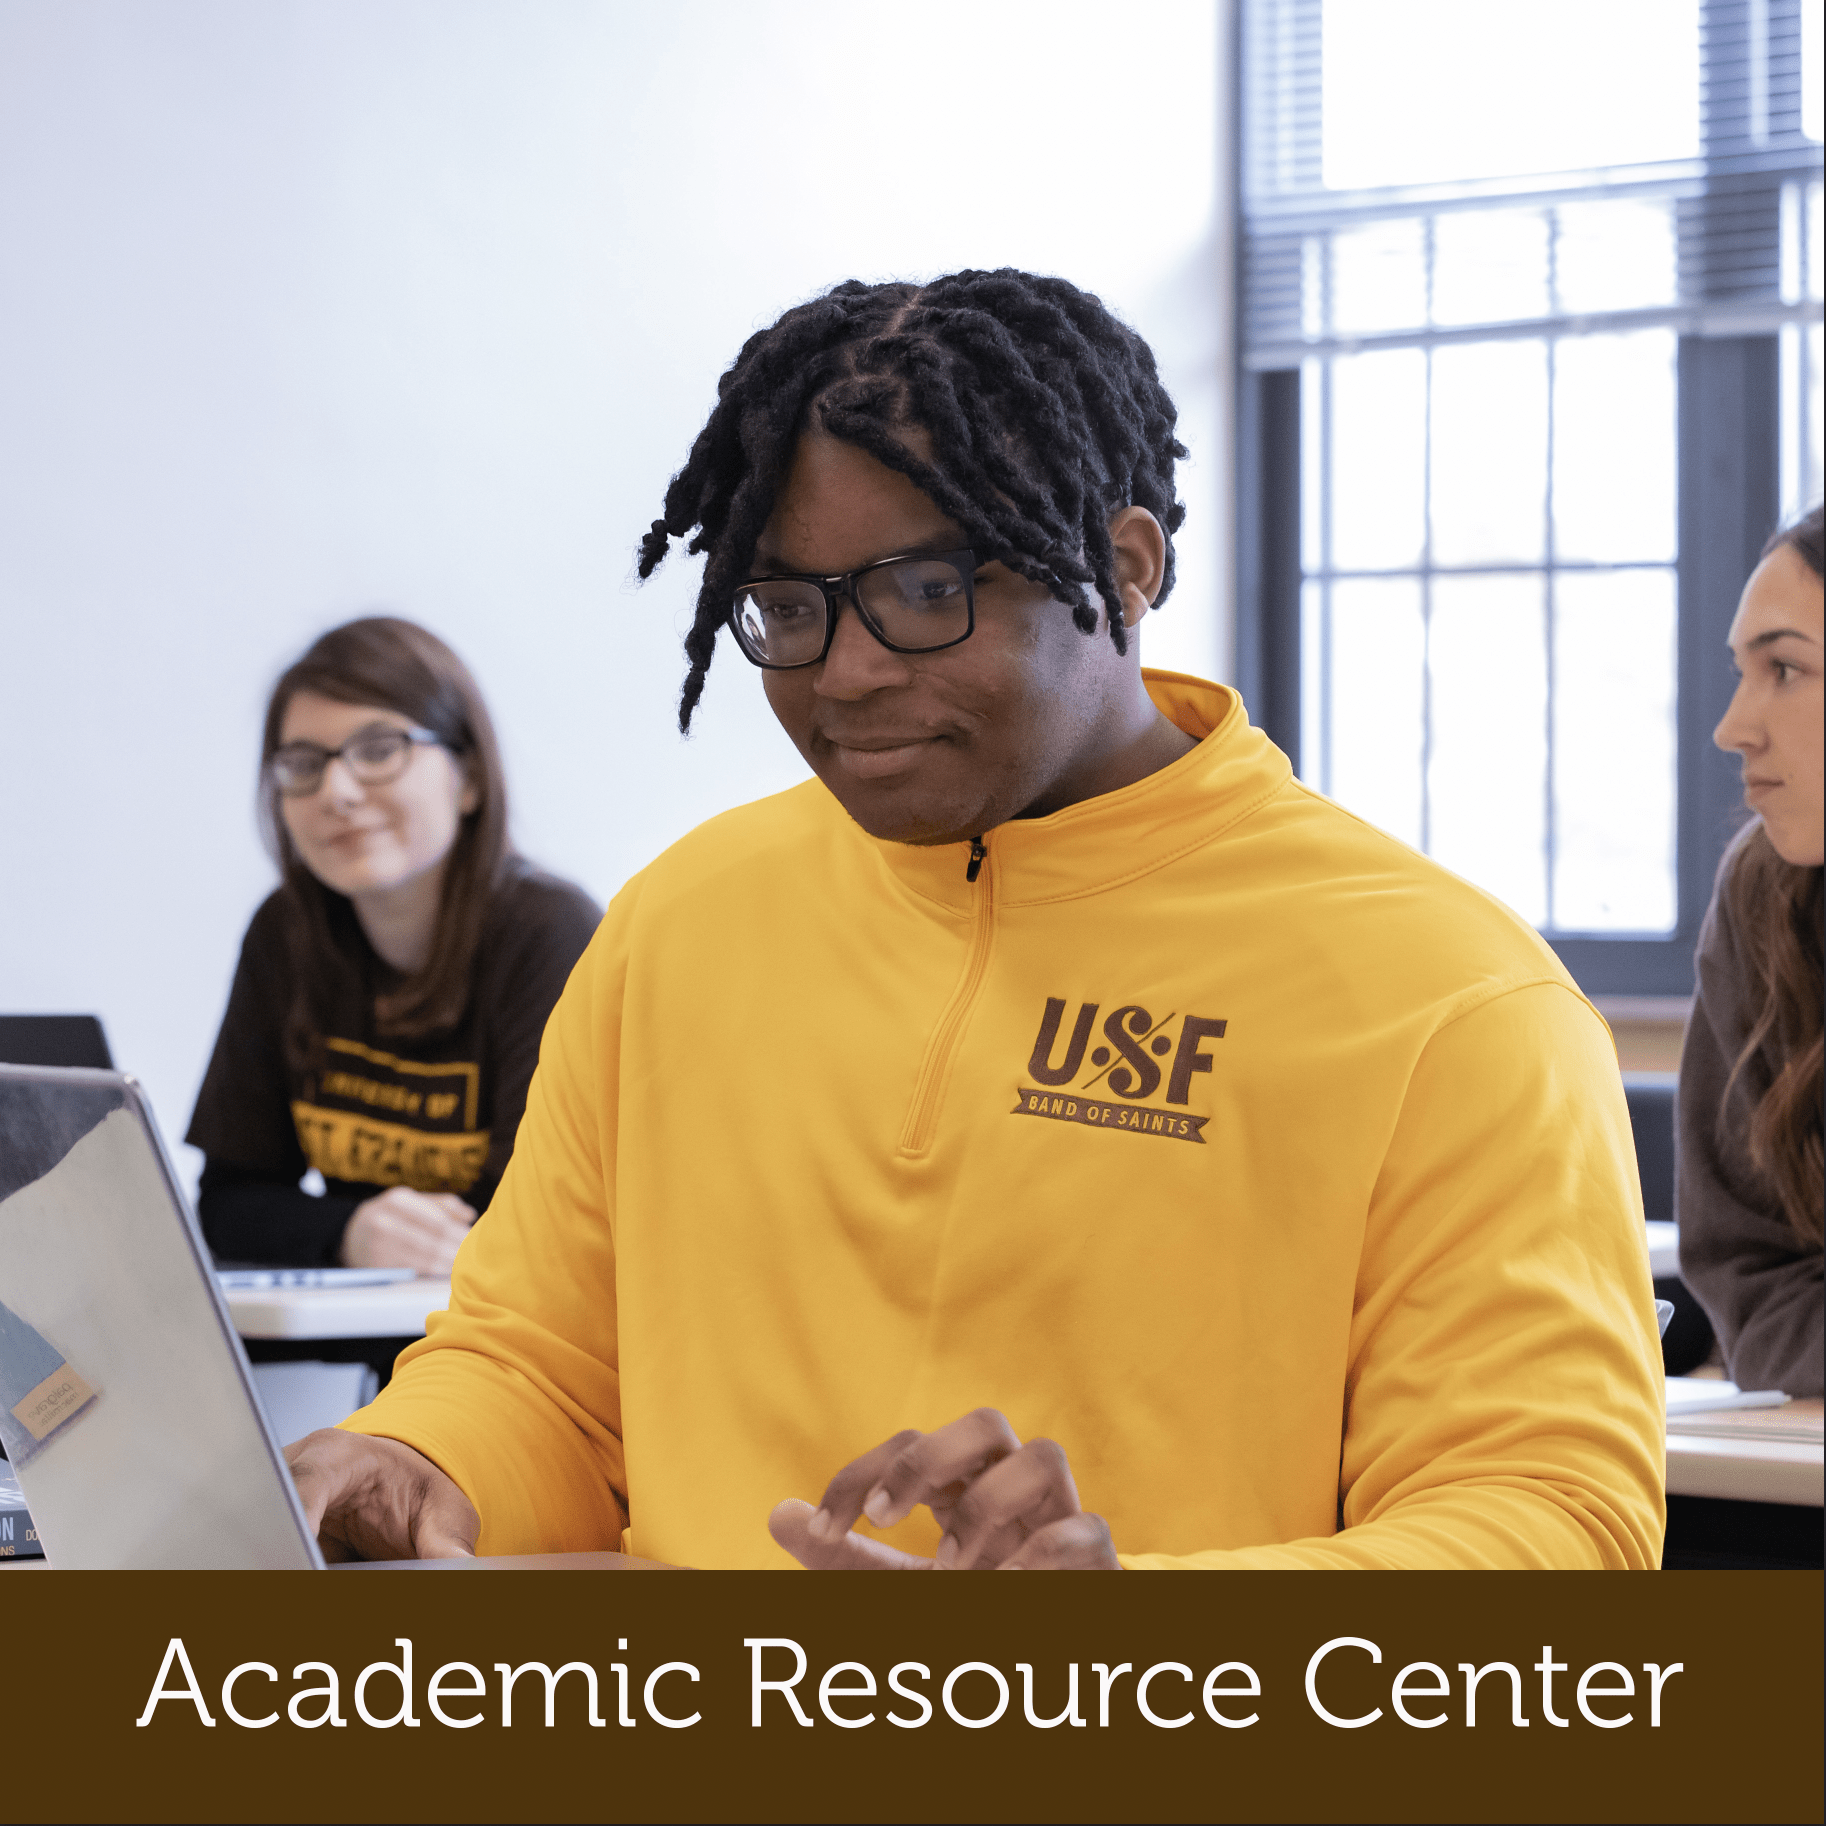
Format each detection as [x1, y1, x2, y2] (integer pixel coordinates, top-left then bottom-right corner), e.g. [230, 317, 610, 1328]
[1236, 0, 1824, 995]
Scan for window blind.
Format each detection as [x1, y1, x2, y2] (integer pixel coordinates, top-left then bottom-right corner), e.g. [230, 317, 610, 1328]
[1235, 0, 1821, 948]
[1241, 0, 1823, 369]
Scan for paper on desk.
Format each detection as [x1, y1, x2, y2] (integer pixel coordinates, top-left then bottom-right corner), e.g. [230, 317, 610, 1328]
[1666, 1404, 1824, 1444]
[1665, 1375, 1788, 1416]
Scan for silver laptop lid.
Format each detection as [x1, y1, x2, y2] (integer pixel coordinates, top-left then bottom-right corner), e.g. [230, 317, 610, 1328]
[0, 1063, 322, 1568]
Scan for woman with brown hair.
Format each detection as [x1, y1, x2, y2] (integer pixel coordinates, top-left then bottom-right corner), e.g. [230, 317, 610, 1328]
[1678, 505, 1824, 1397]
[187, 617, 599, 1272]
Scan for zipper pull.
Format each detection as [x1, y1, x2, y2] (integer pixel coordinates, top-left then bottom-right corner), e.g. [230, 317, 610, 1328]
[965, 837, 987, 883]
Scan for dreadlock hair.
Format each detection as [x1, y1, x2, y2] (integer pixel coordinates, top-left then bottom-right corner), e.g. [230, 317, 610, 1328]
[638, 269, 1190, 732]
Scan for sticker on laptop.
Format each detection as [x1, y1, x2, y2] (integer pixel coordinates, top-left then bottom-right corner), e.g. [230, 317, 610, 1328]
[0, 1296, 98, 1467]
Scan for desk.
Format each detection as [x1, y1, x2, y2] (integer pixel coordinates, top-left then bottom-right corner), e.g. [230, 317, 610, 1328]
[1665, 1398, 1825, 1506]
[225, 1276, 451, 1341]
[227, 1277, 450, 1438]
[1664, 1398, 1824, 1569]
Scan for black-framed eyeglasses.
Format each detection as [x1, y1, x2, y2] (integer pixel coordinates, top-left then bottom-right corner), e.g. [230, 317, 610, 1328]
[727, 548, 977, 670]
[268, 724, 446, 797]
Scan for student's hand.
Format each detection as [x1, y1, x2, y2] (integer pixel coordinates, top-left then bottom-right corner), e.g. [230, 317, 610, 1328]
[285, 1429, 479, 1562]
[341, 1186, 476, 1274]
[767, 1408, 1120, 1570]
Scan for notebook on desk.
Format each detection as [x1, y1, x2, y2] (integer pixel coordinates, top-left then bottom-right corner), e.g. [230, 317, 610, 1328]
[216, 1266, 417, 1291]
[1665, 1375, 1792, 1424]
[0, 1063, 325, 1569]
[1665, 1398, 1823, 1445]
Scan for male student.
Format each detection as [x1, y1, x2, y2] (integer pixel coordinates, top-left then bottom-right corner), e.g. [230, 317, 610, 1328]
[291, 269, 1665, 1570]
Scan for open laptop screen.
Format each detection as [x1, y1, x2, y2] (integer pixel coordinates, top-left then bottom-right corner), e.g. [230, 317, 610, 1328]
[0, 1064, 319, 1568]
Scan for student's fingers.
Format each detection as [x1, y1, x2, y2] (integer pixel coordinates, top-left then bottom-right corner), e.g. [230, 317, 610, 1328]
[807, 1429, 926, 1541]
[375, 1217, 460, 1277]
[936, 1437, 1081, 1571]
[386, 1193, 475, 1255]
[859, 1408, 1023, 1532]
[284, 1430, 478, 1562]
[995, 1510, 1121, 1571]
[376, 1187, 462, 1231]
[402, 1202, 473, 1249]
[345, 1193, 439, 1266]
[389, 1206, 467, 1276]
[345, 1192, 469, 1273]
[423, 1234, 462, 1277]
[284, 1430, 345, 1534]
[407, 1469, 484, 1559]
[340, 1200, 387, 1268]
[767, 1499, 935, 1571]
[284, 1428, 401, 1558]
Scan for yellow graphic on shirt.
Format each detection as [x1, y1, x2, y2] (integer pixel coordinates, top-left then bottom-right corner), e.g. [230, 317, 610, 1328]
[292, 1038, 487, 1194]
[290, 1104, 490, 1194]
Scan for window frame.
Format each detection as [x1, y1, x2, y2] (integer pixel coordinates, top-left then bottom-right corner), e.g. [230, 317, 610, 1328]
[1231, 0, 1808, 1001]
[1235, 339, 1778, 1000]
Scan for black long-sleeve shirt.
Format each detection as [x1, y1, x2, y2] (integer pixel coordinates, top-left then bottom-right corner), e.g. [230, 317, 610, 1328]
[195, 1157, 362, 1267]
[188, 864, 599, 1267]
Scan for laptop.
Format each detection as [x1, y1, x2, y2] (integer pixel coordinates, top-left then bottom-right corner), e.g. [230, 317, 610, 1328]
[0, 1062, 324, 1568]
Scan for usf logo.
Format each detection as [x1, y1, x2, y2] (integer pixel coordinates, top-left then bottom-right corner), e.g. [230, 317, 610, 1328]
[1011, 997, 1226, 1145]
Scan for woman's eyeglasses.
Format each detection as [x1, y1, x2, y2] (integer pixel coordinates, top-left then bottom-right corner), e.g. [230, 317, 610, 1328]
[727, 548, 978, 669]
[268, 725, 446, 797]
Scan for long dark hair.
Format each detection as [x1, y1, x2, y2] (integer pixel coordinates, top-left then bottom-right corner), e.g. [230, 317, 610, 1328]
[1719, 505, 1825, 1249]
[258, 617, 511, 1063]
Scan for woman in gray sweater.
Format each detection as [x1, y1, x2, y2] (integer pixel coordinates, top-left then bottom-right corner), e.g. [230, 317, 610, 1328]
[1678, 506, 1824, 1397]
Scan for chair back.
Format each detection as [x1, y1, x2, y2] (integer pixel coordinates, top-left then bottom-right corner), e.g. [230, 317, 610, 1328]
[1622, 1072, 1676, 1225]
[0, 1015, 114, 1070]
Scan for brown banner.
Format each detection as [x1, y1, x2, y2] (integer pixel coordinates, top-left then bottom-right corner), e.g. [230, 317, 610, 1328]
[1010, 1085, 1209, 1144]
[1, 1568, 1818, 1823]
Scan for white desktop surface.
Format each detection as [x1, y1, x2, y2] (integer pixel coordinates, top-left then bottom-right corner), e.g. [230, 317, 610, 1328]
[227, 1276, 450, 1340]
[1664, 1398, 1825, 1507]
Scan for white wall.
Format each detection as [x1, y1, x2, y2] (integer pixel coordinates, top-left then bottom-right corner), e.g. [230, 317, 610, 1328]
[0, 0, 1233, 1171]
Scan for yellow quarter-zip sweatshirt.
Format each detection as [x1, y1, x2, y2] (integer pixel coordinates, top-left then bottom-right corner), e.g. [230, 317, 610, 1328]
[345, 673, 1666, 1569]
